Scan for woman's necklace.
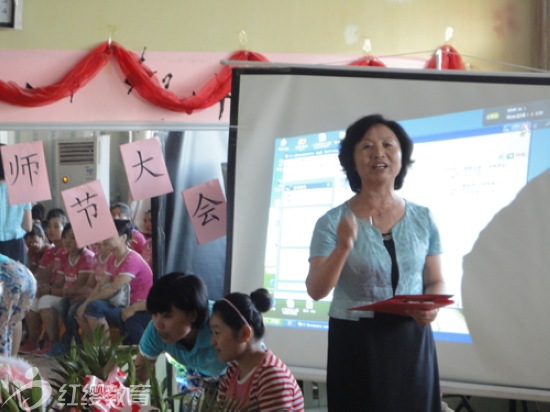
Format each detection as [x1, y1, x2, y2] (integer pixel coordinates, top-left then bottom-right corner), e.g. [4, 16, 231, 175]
[367, 197, 398, 226]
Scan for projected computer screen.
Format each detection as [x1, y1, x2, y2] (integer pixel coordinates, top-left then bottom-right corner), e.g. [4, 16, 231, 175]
[262, 98, 550, 343]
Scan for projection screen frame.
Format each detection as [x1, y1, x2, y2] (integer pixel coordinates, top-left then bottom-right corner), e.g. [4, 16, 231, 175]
[226, 65, 550, 401]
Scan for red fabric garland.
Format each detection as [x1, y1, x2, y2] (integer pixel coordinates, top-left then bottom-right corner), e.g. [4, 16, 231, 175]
[111, 44, 269, 113]
[0, 41, 464, 113]
[0, 42, 112, 107]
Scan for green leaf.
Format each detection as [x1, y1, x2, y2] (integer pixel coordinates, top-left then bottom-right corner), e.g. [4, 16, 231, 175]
[29, 371, 44, 408]
[0, 382, 19, 412]
[145, 360, 167, 412]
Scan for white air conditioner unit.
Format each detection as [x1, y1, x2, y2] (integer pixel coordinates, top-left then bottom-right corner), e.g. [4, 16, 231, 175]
[54, 135, 110, 208]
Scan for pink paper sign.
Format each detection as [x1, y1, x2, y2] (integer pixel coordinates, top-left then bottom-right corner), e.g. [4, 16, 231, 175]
[0, 141, 52, 205]
[119, 138, 174, 201]
[182, 179, 227, 244]
[61, 180, 117, 248]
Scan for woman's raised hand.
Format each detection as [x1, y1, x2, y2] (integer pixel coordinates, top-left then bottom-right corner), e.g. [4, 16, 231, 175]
[337, 213, 358, 251]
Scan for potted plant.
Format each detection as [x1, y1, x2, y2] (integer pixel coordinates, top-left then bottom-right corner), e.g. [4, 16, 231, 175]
[47, 326, 168, 411]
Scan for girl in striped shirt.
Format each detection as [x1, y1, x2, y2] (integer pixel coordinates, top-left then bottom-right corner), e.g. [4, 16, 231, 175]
[210, 289, 304, 411]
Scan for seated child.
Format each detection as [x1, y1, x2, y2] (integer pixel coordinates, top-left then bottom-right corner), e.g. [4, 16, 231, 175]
[24, 223, 52, 274]
[210, 289, 305, 411]
[19, 208, 67, 355]
[135, 272, 226, 389]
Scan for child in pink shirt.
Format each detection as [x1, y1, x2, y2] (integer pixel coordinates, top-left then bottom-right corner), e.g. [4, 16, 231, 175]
[24, 223, 52, 274]
[19, 208, 67, 355]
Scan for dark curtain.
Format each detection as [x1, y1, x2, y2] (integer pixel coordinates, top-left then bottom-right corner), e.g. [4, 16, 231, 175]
[152, 130, 228, 300]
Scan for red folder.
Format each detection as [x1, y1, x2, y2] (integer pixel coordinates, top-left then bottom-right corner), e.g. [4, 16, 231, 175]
[348, 294, 454, 317]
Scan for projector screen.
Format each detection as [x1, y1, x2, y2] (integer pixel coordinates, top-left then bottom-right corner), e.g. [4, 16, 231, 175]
[226, 66, 550, 396]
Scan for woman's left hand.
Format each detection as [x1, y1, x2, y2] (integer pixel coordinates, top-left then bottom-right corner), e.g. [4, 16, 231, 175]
[407, 308, 439, 326]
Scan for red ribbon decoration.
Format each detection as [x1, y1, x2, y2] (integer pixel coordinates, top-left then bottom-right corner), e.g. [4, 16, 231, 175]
[0, 41, 464, 113]
[81, 367, 148, 412]
[349, 55, 387, 67]
[111, 45, 269, 113]
[424, 44, 466, 70]
[0, 41, 270, 113]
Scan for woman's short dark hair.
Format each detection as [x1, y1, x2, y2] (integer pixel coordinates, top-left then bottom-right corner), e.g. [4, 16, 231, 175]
[212, 288, 272, 339]
[147, 272, 210, 328]
[338, 114, 414, 192]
